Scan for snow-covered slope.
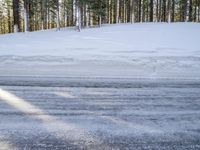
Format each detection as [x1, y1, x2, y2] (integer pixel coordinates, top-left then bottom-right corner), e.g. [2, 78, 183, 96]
[0, 23, 200, 79]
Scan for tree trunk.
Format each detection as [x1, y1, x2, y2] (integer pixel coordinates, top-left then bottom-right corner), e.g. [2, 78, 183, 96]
[13, 0, 20, 32]
[140, 0, 143, 22]
[162, 0, 166, 22]
[73, 0, 76, 26]
[76, 5, 81, 31]
[86, 4, 89, 28]
[130, 0, 135, 23]
[168, 0, 171, 23]
[41, 0, 45, 30]
[23, 0, 29, 32]
[99, 15, 102, 27]
[150, 0, 154, 22]
[197, 2, 200, 22]
[24, 7, 28, 32]
[159, 0, 162, 22]
[185, 0, 189, 22]
[116, 0, 119, 23]
[189, 0, 193, 21]
[171, 0, 175, 22]
[7, 4, 12, 33]
[156, 0, 159, 22]
[56, 0, 60, 31]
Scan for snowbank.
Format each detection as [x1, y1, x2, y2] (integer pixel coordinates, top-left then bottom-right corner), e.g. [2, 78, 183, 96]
[0, 23, 200, 79]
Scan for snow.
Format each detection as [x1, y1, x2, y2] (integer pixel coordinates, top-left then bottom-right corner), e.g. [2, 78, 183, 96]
[0, 23, 200, 78]
[0, 81, 200, 149]
[0, 23, 200, 148]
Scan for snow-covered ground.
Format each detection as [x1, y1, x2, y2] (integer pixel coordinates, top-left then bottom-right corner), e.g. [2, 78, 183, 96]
[0, 23, 200, 78]
[0, 23, 200, 149]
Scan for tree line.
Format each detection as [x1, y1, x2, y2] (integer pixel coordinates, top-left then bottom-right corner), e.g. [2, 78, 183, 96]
[0, 0, 199, 34]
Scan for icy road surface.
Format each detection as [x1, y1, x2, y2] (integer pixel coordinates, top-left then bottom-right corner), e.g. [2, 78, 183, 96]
[0, 77, 200, 149]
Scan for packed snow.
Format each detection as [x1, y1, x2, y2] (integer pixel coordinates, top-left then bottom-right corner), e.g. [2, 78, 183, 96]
[0, 23, 200, 78]
[0, 79, 200, 149]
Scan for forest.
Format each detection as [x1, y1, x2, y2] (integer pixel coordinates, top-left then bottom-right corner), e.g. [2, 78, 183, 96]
[0, 0, 200, 34]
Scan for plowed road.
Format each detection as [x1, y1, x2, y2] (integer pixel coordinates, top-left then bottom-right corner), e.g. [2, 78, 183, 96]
[0, 77, 200, 150]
